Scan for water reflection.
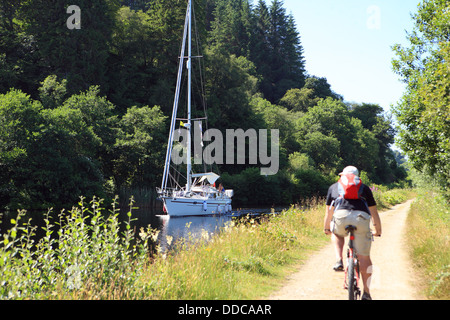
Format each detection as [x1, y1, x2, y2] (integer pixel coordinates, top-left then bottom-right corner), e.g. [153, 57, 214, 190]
[155, 214, 233, 252]
[127, 207, 287, 252]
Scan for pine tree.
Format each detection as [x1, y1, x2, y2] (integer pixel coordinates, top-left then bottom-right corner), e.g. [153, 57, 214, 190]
[250, 0, 271, 97]
[208, 0, 252, 57]
[251, 0, 305, 103]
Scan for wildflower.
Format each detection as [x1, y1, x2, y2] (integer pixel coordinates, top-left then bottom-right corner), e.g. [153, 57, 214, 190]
[201, 230, 210, 241]
[166, 235, 173, 246]
[139, 227, 147, 240]
[151, 230, 160, 242]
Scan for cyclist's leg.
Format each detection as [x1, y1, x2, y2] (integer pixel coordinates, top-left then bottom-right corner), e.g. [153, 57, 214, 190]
[358, 255, 372, 295]
[351, 210, 373, 295]
[330, 209, 351, 269]
[332, 233, 345, 261]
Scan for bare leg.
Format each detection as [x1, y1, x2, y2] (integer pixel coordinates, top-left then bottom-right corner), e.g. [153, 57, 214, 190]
[358, 255, 372, 294]
[332, 233, 345, 261]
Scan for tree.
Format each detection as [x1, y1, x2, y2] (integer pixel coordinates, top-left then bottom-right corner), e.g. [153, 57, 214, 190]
[108, 7, 158, 110]
[38, 75, 68, 109]
[208, 0, 252, 57]
[302, 131, 342, 174]
[0, 88, 105, 209]
[251, 0, 306, 103]
[349, 103, 405, 184]
[0, 0, 41, 95]
[0, 89, 43, 207]
[30, 106, 105, 208]
[143, 0, 191, 113]
[62, 85, 118, 182]
[303, 76, 343, 101]
[392, 0, 450, 193]
[279, 76, 342, 112]
[279, 87, 317, 112]
[295, 98, 378, 178]
[250, 0, 271, 85]
[119, 0, 148, 11]
[205, 48, 259, 131]
[250, 95, 299, 161]
[113, 105, 167, 189]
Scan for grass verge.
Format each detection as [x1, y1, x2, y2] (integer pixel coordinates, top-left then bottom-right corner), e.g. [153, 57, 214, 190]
[406, 190, 449, 300]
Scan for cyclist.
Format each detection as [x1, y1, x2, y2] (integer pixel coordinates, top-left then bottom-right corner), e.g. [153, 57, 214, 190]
[323, 166, 382, 300]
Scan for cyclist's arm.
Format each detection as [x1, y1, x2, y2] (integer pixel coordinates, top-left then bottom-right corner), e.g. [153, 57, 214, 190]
[369, 206, 382, 237]
[324, 205, 334, 235]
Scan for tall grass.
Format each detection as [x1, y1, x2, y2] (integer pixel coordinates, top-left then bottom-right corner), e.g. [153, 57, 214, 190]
[406, 191, 449, 300]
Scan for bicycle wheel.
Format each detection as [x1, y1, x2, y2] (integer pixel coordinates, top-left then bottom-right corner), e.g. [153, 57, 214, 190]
[347, 257, 357, 300]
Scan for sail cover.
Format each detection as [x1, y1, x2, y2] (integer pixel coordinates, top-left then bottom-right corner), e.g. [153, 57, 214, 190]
[192, 172, 220, 184]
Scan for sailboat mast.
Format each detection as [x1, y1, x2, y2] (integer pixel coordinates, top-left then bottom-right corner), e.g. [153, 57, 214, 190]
[160, 3, 189, 192]
[186, 0, 192, 192]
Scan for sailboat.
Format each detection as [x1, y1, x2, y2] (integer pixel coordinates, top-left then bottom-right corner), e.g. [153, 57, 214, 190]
[157, 0, 233, 216]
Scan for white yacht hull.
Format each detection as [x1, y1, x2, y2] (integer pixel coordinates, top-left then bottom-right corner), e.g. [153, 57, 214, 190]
[162, 197, 232, 216]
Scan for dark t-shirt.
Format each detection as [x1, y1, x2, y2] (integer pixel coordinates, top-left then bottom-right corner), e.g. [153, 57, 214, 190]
[326, 182, 376, 215]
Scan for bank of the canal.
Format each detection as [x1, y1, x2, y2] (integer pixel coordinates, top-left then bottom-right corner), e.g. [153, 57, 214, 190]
[0, 196, 326, 299]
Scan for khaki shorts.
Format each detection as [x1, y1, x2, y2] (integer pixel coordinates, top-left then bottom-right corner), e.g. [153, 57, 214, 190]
[331, 209, 372, 256]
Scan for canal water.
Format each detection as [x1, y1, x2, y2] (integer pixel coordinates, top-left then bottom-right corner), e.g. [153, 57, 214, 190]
[1, 206, 288, 253]
[123, 207, 287, 251]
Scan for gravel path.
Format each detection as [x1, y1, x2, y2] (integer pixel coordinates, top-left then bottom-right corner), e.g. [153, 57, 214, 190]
[268, 200, 425, 300]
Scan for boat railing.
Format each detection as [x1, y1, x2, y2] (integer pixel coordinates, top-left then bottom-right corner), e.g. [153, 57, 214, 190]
[157, 187, 233, 200]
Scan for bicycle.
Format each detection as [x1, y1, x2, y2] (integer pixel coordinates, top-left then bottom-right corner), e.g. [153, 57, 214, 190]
[343, 225, 361, 300]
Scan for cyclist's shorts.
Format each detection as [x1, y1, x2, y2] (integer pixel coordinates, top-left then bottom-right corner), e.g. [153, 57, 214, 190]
[331, 209, 372, 256]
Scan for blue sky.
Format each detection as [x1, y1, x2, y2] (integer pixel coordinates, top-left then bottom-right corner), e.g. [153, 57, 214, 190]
[280, 0, 421, 113]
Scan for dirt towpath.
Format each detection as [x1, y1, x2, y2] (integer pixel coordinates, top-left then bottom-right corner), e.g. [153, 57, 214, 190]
[268, 200, 425, 300]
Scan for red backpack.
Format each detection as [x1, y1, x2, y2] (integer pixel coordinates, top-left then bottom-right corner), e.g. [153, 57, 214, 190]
[337, 173, 363, 200]
[332, 171, 370, 212]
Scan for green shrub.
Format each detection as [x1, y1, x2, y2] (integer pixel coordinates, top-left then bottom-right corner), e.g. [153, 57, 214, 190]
[0, 196, 154, 299]
[370, 186, 415, 209]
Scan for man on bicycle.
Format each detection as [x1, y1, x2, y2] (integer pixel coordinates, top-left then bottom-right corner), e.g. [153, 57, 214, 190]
[323, 166, 382, 300]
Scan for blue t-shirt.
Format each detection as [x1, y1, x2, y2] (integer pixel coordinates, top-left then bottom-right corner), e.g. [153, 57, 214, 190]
[326, 182, 376, 215]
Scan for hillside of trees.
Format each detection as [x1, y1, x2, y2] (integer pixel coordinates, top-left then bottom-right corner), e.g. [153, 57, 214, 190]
[0, 0, 407, 210]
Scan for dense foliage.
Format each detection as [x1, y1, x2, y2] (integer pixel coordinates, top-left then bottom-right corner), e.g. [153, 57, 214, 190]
[392, 0, 450, 197]
[0, 0, 406, 209]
